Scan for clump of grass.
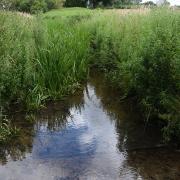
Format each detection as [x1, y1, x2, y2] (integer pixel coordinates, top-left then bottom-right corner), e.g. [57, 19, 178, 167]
[30, 15, 91, 108]
[0, 10, 92, 110]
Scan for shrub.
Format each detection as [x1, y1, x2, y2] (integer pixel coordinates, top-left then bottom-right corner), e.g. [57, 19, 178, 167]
[64, 0, 86, 7]
[0, 0, 60, 13]
[30, 0, 47, 13]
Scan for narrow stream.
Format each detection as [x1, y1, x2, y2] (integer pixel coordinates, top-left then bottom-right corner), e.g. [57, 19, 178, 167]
[0, 73, 180, 180]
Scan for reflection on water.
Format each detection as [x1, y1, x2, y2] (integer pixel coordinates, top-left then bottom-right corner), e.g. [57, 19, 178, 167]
[0, 72, 180, 180]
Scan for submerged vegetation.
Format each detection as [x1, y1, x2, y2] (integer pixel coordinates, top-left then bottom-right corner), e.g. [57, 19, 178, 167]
[0, 8, 180, 143]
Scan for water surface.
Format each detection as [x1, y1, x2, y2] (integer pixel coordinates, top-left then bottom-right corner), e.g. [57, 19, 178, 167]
[0, 73, 180, 180]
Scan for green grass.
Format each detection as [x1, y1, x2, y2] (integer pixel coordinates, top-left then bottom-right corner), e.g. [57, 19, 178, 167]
[0, 11, 36, 108]
[32, 16, 91, 105]
[0, 8, 180, 143]
[88, 8, 180, 142]
[44, 7, 94, 17]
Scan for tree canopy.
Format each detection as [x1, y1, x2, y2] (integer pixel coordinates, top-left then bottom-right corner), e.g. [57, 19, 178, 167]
[0, 0, 142, 13]
[0, 0, 63, 13]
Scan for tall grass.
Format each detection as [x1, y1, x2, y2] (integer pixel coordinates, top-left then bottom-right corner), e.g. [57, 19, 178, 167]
[0, 9, 92, 110]
[0, 12, 36, 108]
[0, 8, 179, 142]
[88, 8, 180, 142]
[31, 17, 91, 106]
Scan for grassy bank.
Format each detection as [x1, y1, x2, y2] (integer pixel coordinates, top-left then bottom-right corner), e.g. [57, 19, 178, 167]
[0, 8, 180, 143]
[88, 8, 180, 142]
[0, 8, 92, 110]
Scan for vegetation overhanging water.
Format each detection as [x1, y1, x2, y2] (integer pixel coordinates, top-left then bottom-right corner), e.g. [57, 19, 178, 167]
[0, 71, 180, 179]
[0, 8, 180, 144]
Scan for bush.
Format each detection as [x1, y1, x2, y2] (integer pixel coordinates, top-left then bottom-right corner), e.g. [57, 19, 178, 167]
[0, 0, 59, 13]
[64, 0, 113, 7]
[30, 0, 47, 13]
[64, 0, 86, 7]
[46, 0, 56, 9]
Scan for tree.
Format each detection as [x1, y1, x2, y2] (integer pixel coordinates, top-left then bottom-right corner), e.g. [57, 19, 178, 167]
[0, 0, 60, 13]
[113, 0, 142, 5]
[45, 0, 58, 9]
[157, 0, 170, 6]
[64, 0, 86, 7]
[143, 1, 156, 6]
[30, 0, 47, 13]
[64, 0, 113, 7]
[17, 0, 32, 12]
[0, 0, 18, 10]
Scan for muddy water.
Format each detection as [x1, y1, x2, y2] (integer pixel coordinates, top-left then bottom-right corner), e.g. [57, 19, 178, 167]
[0, 73, 180, 180]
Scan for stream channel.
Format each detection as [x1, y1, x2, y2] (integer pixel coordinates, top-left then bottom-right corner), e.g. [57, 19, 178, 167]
[0, 72, 180, 180]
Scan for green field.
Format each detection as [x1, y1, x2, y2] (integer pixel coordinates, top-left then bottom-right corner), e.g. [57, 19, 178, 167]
[44, 7, 95, 17]
[0, 8, 180, 143]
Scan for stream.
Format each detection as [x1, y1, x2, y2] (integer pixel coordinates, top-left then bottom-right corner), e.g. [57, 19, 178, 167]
[0, 72, 180, 180]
